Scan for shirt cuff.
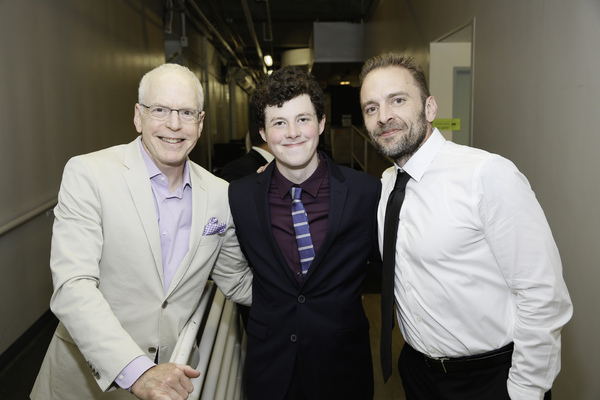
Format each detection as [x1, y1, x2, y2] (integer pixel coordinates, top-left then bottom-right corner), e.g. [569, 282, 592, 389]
[507, 379, 545, 400]
[114, 356, 156, 390]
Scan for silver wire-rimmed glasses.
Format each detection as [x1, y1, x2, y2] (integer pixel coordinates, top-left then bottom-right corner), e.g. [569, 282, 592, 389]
[140, 104, 202, 123]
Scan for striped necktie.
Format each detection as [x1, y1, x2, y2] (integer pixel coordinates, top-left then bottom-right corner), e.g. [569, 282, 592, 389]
[290, 186, 315, 278]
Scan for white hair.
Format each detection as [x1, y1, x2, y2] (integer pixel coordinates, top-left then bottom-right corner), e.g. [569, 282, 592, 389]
[138, 63, 204, 110]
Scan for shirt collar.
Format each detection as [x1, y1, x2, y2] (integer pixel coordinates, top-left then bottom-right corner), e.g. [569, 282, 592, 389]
[398, 128, 446, 182]
[253, 146, 275, 163]
[139, 137, 192, 189]
[273, 152, 328, 200]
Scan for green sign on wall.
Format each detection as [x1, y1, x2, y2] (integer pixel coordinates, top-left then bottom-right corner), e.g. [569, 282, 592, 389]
[432, 118, 461, 131]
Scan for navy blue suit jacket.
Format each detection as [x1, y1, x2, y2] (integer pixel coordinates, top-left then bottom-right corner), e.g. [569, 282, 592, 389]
[229, 153, 381, 400]
[219, 148, 268, 182]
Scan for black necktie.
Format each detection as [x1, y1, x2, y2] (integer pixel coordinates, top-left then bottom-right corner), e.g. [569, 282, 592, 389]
[381, 170, 411, 383]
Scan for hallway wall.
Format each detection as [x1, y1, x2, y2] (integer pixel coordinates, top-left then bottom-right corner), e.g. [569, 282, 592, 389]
[364, 1, 599, 399]
[0, 0, 165, 357]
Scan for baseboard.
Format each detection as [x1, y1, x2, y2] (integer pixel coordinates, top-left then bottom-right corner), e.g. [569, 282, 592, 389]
[0, 309, 57, 372]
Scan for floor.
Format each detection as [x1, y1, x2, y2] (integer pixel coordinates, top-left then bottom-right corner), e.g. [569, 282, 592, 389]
[363, 293, 407, 400]
[0, 273, 405, 400]
[0, 314, 58, 400]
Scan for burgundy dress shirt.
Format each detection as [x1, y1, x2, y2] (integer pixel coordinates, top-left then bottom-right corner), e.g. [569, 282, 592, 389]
[268, 154, 329, 284]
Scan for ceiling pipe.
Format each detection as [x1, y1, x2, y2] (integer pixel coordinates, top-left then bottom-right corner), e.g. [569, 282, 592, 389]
[240, 0, 267, 74]
[259, 0, 273, 42]
[183, 0, 240, 65]
[180, 0, 260, 83]
[260, 0, 274, 70]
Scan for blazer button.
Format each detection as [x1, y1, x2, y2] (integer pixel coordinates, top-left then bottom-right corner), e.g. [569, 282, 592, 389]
[297, 295, 305, 303]
[148, 347, 157, 354]
[162, 300, 168, 309]
[290, 334, 297, 343]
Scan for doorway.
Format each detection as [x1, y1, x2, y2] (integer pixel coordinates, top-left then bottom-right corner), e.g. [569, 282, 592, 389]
[429, 21, 474, 146]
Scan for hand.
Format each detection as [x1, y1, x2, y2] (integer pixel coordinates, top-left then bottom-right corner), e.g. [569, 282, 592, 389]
[256, 161, 271, 173]
[131, 363, 200, 400]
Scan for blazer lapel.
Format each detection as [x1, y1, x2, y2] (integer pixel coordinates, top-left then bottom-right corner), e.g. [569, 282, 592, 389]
[123, 139, 163, 283]
[303, 155, 347, 283]
[255, 163, 302, 287]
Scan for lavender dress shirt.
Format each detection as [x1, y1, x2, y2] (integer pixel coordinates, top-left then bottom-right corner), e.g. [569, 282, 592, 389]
[114, 139, 192, 390]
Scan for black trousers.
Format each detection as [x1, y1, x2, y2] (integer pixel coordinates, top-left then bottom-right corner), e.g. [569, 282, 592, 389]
[398, 343, 551, 400]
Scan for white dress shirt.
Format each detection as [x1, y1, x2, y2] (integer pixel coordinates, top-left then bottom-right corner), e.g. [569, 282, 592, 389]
[253, 145, 275, 163]
[377, 129, 572, 400]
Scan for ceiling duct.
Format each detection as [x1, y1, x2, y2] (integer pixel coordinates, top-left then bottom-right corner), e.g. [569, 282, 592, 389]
[313, 22, 364, 63]
[281, 48, 314, 72]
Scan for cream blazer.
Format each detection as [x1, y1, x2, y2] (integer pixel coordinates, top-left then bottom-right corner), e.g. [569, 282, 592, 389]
[31, 138, 252, 399]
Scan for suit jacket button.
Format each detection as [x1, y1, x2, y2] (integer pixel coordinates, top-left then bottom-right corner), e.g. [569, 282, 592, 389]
[162, 300, 168, 309]
[148, 347, 157, 353]
[290, 334, 297, 343]
[298, 295, 305, 303]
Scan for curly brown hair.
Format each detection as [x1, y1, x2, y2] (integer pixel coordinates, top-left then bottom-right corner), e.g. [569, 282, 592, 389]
[251, 66, 325, 131]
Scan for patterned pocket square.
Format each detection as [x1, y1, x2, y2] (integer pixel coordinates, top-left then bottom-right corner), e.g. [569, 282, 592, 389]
[203, 217, 227, 236]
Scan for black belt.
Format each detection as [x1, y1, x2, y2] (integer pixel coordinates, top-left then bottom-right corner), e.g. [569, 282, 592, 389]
[419, 343, 514, 373]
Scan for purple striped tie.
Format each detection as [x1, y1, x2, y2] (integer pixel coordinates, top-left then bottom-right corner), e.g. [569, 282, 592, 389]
[290, 187, 315, 278]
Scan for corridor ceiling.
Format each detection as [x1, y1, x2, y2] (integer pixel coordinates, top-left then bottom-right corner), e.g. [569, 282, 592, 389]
[179, 0, 379, 86]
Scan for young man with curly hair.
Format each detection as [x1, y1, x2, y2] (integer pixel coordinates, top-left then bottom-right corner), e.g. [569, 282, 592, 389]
[228, 66, 381, 400]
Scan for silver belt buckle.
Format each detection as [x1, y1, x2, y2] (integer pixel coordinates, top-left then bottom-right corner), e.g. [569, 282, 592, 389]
[433, 356, 450, 373]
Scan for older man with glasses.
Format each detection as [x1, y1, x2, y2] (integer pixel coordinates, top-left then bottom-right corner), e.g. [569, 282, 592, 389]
[31, 63, 253, 400]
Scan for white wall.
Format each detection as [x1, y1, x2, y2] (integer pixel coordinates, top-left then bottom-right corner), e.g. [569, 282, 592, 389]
[429, 41, 472, 141]
[365, 1, 600, 398]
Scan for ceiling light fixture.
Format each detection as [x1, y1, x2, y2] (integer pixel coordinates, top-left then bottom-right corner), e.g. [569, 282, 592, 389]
[264, 54, 273, 67]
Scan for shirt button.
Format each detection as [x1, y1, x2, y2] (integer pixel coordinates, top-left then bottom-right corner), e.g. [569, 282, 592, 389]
[406, 284, 412, 291]
[416, 315, 422, 322]
[290, 334, 297, 343]
[162, 230, 167, 236]
[402, 220, 407, 226]
[401, 252, 406, 257]
[160, 176, 166, 181]
[298, 295, 306, 303]
[118, 374, 124, 381]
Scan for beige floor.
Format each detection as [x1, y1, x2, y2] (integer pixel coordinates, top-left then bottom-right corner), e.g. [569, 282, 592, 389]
[363, 293, 407, 400]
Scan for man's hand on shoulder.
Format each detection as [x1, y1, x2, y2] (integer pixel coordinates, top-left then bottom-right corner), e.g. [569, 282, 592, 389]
[130, 363, 200, 400]
[256, 161, 271, 173]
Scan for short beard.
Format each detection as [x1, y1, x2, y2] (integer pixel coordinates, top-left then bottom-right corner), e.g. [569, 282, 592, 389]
[370, 108, 428, 163]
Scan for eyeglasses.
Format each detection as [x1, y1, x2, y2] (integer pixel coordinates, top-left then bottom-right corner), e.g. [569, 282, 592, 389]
[140, 104, 202, 123]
